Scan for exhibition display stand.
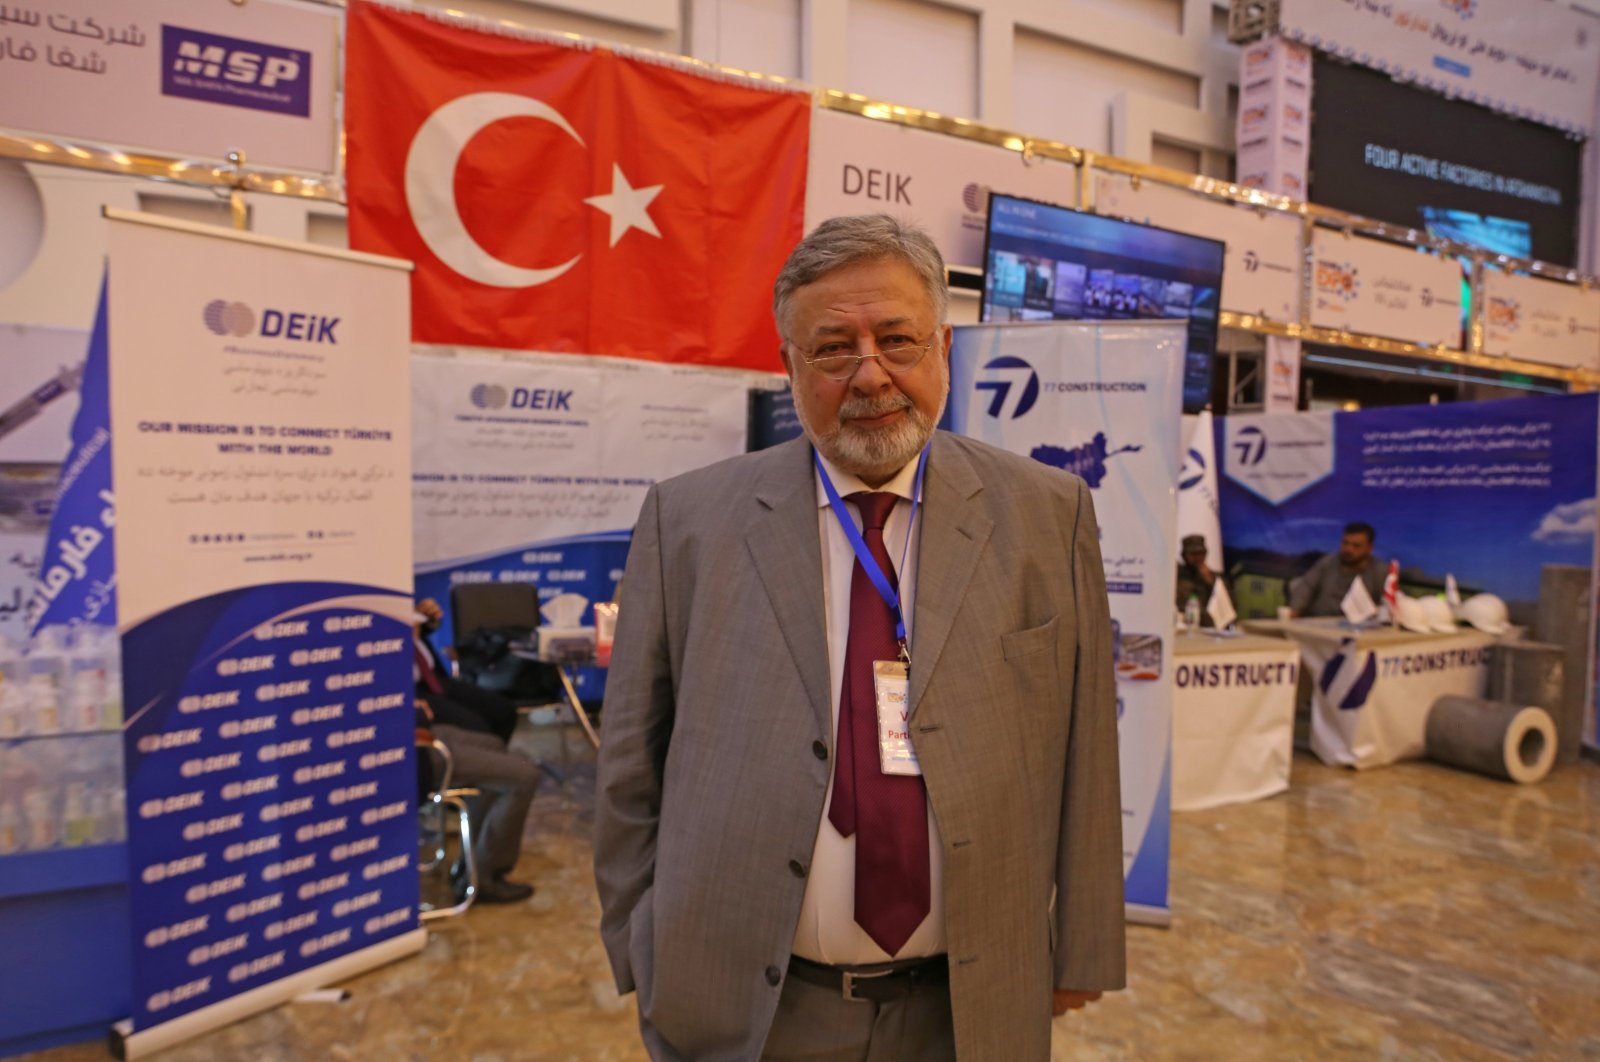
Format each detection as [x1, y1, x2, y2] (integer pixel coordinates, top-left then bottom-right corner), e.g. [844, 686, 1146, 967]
[1247, 618, 1493, 769]
[1171, 631, 1300, 811]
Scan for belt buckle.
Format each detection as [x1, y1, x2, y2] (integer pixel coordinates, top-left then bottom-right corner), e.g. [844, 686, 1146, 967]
[840, 967, 892, 1003]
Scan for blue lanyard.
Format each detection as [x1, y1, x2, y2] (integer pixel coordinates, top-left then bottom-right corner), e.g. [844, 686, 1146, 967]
[813, 444, 929, 654]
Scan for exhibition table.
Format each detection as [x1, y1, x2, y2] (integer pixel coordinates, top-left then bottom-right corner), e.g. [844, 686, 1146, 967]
[1171, 631, 1301, 811]
[1243, 618, 1493, 769]
[510, 644, 601, 750]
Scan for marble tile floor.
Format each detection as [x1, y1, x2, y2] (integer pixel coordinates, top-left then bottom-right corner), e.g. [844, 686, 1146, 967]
[24, 734, 1600, 1062]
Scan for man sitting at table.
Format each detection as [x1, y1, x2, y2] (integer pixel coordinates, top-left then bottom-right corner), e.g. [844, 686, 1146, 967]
[1175, 534, 1229, 627]
[1286, 522, 1385, 618]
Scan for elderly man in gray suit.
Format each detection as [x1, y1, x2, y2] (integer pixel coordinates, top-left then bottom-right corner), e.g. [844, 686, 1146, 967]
[595, 214, 1126, 1060]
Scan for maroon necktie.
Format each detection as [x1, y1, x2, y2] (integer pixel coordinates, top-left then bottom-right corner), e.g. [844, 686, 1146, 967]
[414, 641, 443, 694]
[826, 491, 930, 956]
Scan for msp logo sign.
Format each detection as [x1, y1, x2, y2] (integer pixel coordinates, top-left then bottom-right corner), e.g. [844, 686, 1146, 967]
[1320, 639, 1378, 711]
[1315, 260, 1360, 302]
[162, 25, 313, 117]
[469, 384, 508, 410]
[975, 356, 1040, 419]
[203, 300, 255, 337]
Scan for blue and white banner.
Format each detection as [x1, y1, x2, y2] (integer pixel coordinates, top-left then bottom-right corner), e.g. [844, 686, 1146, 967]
[946, 320, 1186, 921]
[1278, 0, 1600, 135]
[105, 211, 419, 1051]
[411, 353, 749, 696]
[24, 280, 113, 635]
[1220, 394, 1599, 624]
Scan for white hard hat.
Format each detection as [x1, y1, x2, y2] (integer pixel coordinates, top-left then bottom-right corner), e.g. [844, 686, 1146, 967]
[1394, 593, 1432, 633]
[1460, 593, 1511, 635]
[1418, 596, 1457, 634]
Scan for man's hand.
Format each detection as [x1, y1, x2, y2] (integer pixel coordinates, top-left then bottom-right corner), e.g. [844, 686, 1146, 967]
[1194, 561, 1215, 585]
[1052, 989, 1103, 1016]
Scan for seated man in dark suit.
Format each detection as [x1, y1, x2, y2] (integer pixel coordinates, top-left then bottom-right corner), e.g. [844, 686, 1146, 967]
[413, 598, 539, 904]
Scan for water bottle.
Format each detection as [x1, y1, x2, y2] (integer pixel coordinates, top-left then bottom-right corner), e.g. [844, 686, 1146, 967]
[68, 627, 110, 733]
[103, 633, 123, 729]
[25, 626, 69, 735]
[1183, 594, 1201, 630]
[0, 634, 24, 738]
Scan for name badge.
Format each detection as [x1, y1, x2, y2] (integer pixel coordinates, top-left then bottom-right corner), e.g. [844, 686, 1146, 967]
[873, 660, 920, 776]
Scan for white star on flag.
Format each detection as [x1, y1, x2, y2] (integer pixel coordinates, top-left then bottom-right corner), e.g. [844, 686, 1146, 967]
[584, 164, 663, 247]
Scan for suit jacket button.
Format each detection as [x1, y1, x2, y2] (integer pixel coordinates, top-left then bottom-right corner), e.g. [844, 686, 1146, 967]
[765, 965, 783, 987]
[812, 740, 827, 760]
[789, 859, 806, 878]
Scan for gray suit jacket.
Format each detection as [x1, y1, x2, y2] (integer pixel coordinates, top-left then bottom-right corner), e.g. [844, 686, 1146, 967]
[594, 431, 1126, 1061]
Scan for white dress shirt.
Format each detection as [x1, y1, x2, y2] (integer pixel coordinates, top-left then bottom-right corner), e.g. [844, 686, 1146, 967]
[790, 451, 947, 964]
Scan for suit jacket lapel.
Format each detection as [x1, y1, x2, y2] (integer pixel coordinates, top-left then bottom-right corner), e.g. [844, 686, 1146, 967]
[746, 438, 833, 738]
[910, 434, 993, 719]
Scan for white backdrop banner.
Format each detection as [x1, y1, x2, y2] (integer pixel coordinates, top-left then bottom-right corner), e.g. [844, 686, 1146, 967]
[0, 0, 338, 172]
[1310, 229, 1463, 347]
[946, 319, 1184, 921]
[1278, 0, 1600, 135]
[410, 353, 749, 675]
[1483, 269, 1600, 370]
[1094, 173, 1302, 323]
[807, 109, 1074, 270]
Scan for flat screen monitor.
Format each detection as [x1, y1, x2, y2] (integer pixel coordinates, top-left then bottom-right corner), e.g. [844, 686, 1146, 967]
[981, 193, 1225, 412]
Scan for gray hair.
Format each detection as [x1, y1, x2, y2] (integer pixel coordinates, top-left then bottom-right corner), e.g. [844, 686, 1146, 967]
[771, 214, 948, 340]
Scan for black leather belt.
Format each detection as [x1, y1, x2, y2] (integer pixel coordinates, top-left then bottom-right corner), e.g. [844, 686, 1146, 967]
[787, 954, 949, 1003]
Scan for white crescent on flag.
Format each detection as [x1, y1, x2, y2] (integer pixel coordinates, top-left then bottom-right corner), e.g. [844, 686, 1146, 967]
[402, 93, 669, 289]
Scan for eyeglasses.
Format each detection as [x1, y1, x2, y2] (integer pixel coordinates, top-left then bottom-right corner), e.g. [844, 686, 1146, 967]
[789, 336, 936, 381]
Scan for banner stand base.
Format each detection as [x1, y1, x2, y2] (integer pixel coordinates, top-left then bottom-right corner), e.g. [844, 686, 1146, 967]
[1125, 902, 1172, 928]
[110, 928, 427, 1060]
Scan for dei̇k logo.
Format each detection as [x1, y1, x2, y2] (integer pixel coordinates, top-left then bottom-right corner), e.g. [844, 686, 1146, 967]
[975, 356, 1039, 419]
[203, 301, 339, 344]
[468, 383, 572, 412]
[162, 26, 312, 118]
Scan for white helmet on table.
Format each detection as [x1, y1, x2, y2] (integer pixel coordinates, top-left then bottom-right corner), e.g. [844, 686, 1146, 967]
[1394, 593, 1432, 633]
[1418, 595, 1457, 633]
[1460, 593, 1510, 635]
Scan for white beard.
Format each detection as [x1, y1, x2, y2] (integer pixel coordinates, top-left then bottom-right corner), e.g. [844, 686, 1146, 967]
[797, 386, 947, 483]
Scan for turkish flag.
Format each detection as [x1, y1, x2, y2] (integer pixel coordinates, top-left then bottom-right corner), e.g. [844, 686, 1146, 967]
[345, 1, 808, 371]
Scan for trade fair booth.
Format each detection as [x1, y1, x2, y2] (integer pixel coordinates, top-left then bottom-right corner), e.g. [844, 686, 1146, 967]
[0, 0, 1596, 1056]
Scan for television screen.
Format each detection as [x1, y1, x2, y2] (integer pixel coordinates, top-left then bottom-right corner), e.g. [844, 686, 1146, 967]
[1308, 55, 1580, 267]
[981, 193, 1225, 412]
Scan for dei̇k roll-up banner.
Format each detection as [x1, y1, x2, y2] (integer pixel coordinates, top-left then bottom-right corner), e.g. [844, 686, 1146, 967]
[945, 320, 1185, 924]
[410, 353, 749, 696]
[0, 0, 339, 172]
[104, 211, 419, 1057]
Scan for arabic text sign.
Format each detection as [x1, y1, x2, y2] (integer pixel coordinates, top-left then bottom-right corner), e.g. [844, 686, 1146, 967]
[1278, 0, 1600, 135]
[0, 0, 336, 172]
